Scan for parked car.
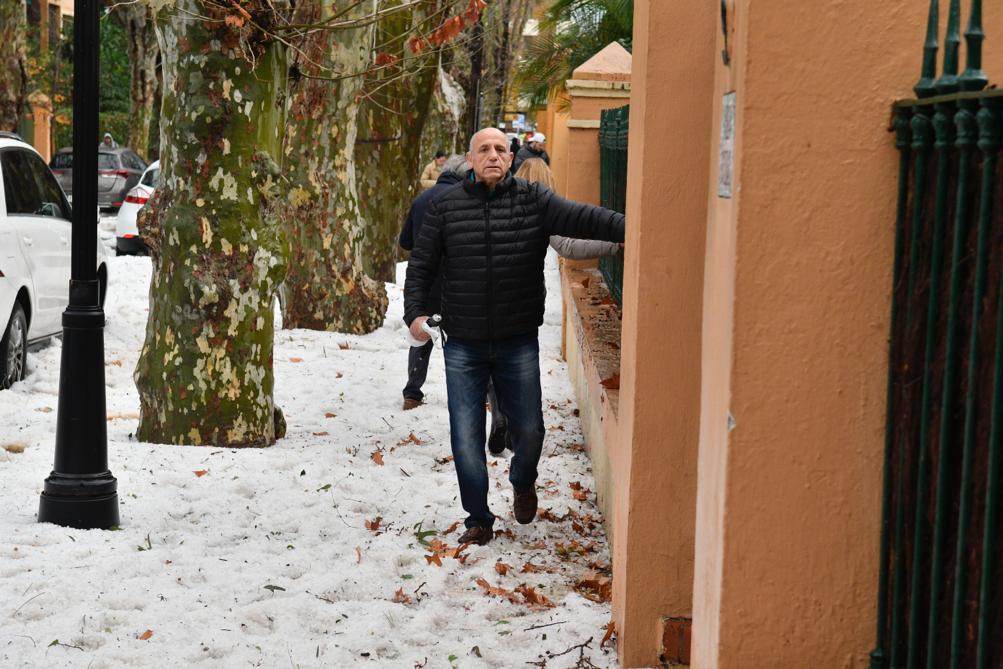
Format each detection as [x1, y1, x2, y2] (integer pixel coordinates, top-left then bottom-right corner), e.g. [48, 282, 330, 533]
[0, 132, 109, 389]
[115, 159, 159, 255]
[49, 146, 147, 210]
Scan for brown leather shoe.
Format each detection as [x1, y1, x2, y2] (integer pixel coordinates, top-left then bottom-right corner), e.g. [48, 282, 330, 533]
[458, 526, 493, 546]
[513, 486, 538, 524]
[402, 397, 423, 411]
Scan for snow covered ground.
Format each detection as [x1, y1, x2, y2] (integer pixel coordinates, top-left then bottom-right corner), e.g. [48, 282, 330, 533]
[0, 242, 616, 668]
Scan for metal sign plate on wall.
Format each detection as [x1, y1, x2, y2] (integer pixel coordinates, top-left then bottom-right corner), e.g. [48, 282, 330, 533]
[718, 91, 736, 198]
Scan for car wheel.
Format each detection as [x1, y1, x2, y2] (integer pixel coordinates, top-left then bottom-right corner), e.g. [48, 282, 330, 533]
[0, 303, 28, 390]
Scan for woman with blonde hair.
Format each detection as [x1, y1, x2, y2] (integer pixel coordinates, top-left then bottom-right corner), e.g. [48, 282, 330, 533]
[486, 158, 621, 455]
[516, 158, 622, 260]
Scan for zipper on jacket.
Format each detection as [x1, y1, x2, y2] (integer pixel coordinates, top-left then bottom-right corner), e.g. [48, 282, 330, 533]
[484, 201, 493, 338]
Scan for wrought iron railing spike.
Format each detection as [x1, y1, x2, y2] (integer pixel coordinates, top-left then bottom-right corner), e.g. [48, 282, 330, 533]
[915, 0, 940, 97]
[935, 0, 961, 92]
[960, 0, 988, 91]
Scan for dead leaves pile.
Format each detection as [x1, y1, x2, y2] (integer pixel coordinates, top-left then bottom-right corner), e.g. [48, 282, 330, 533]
[474, 578, 556, 610]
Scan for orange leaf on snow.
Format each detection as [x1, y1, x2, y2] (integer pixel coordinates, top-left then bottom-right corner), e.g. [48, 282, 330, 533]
[575, 571, 613, 603]
[573, 490, 588, 502]
[494, 562, 511, 576]
[138, 629, 153, 640]
[324, 412, 337, 418]
[193, 470, 208, 477]
[338, 341, 351, 350]
[364, 516, 382, 532]
[335, 372, 343, 379]
[371, 450, 384, 466]
[425, 554, 443, 567]
[569, 481, 583, 491]
[107, 359, 123, 367]
[398, 432, 423, 446]
[601, 620, 617, 649]
[312, 431, 330, 437]
[392, 587, 412, 604]
[443, 521, 460, 535]
[355, 546, 362, 563]
[289, 357, 304, 363]
[515, 584, 556, 609]
[475, 578, 520, 604]
[521, 562, 540, 573]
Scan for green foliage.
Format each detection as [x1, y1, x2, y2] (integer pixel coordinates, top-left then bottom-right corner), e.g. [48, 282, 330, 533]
[38, 12, 134, 150]
[515, 0, 633, 105]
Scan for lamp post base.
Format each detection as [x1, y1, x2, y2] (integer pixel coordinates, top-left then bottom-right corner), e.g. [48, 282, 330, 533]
[38, 471, 119, 529]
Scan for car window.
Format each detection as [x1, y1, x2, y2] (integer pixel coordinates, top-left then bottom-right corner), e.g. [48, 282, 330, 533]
[50, 152, 73, 169]
[1, 149, 67, 218]
[98, 153, 118, 170]
[141, 167, 160, 188]
[129, 152, 147, 171]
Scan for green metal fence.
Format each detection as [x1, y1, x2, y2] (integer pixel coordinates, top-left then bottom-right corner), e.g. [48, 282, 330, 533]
[598, 105, 628, 306]
[872, 2, 1003, 667]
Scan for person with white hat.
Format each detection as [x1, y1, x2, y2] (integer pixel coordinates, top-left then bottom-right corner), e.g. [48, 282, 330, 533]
[512, 131, 549, 173]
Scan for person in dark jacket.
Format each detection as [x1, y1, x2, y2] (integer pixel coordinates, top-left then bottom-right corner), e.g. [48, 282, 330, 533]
[404, 128, 624, 546]
[512, 132, 549, 173]
[399, 155, 470, 410]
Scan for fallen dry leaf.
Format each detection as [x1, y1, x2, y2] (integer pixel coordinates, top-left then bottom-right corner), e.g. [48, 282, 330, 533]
[601, 621, 616, 649]
[2, 442, 26, 454]
[335, 372, 343, 379]
[434, 455, 453, 465]
[193, 470, 208, 477]
[289, 357, 304, 363]
[392, 587, 412, 604]
[425, 554, 443, 567]
[515, 584, 556, 609]
[521, 562, 540, 573]
[371, 450, 384, 466]
[338, 342, 350, 350]
[494, 562, 511, 576]
[35, 407, 53, 413]
[443, 521, 460, 535]
[398, 432, 423, 446]
[324, 412, 337, 418]
[364, 517, 382, 533]
[138, 629, 153, 641]
[107, 359, 123, 367]
[575, 571, 613, 603]
[355, 546, 362, 563]
[569, 481, 583, 491]
[573, 490, 588, 501]
[312, 431, 330, 437]
[475, 578, 520, 604]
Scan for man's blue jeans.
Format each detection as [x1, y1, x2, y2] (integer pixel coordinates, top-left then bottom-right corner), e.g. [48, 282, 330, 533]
[443, 333, 545, 529]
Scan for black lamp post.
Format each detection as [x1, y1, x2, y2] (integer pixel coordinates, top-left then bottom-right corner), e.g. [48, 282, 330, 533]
[37, 0, 119, 529]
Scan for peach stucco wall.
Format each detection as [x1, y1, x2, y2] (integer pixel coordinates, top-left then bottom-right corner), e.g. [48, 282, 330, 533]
[613, 1, 716, 666]
[692, 1, 1003, 666]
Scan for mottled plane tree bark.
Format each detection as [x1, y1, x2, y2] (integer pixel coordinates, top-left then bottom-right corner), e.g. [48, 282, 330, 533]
[135, 0, 290, 447]
[354, 0, 486, 281]
[109, 4, 159, 159]
[0, 0, 28, 132]
[277, 0, 388, 333]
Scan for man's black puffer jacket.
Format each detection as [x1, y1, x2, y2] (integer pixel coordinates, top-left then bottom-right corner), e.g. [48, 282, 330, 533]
[404, 174, 625, 341]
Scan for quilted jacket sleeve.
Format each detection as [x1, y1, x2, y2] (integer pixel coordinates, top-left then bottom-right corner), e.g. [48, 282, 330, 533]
[538, 184, 625, 243]
[403, 201, 444, 326]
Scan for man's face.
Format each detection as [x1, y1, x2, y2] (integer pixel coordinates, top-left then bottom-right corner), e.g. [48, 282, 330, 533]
[435, 155, 446, 167]
[532, 141, 545, 152]
[466, 130, 512, 187]
[103, 137, 112, 146]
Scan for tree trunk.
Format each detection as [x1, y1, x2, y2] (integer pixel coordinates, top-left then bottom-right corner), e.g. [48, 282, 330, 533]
[135, 0, 289, 447]
[356, 1, 439, 283]
[277, 0, 388, 332]
[421, 67, 467, 161]
[465, 12, 484, 137]
[0, 0, 27, 132]
[112, 5, 159, 159]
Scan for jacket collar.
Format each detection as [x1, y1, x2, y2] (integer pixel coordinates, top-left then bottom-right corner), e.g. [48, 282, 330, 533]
[463, 172, 515, 199]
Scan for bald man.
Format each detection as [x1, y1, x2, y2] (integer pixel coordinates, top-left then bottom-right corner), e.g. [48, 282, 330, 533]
[404, 128, 625, 546]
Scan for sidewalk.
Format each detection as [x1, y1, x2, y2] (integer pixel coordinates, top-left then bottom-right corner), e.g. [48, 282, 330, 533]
[0, 253, 615, 668]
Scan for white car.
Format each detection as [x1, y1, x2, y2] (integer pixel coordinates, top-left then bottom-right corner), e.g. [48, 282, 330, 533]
[115, 159, 158, 255]
[0, 133, 109, 389]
